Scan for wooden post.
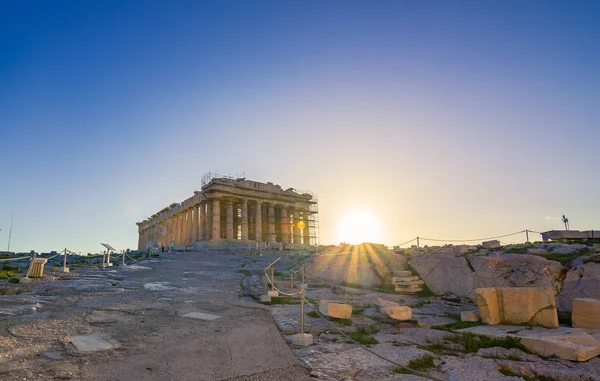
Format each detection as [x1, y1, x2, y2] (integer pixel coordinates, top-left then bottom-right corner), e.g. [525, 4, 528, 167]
[416, 237, 420, 248]
[300, 289, 305, 334]
[63, 248, 67, 268]
[25, 253, 36, 278]
[301, 265, 305, 284]
[526, 229, 529, 244]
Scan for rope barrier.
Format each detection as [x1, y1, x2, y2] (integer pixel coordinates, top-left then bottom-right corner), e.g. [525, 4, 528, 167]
[419, 230, 526, 243]
[263, 275, 443, 380]
[396, 238, 418, 247]
[126, 254, 141, 262]
[0, 256, 31, 262]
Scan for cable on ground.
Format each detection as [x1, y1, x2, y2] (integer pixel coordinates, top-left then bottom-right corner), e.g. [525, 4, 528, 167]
[263, 269, 444, 381]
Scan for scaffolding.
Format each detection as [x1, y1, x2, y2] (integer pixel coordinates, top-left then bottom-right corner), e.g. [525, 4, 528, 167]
[201, 171, 246, 187]
[294, 188, 320, 246]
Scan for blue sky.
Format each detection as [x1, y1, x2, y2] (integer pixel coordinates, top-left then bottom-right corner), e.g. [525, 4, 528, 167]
[1, 1, 599, 253]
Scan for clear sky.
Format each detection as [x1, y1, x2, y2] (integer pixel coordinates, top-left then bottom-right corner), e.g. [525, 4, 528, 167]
[1, 1, 599, 253]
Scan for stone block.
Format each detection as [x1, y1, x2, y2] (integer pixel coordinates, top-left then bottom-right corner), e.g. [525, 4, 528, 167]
[60, 267, 70, 273]
[260, 295, 272, 303]
[395, 271, 412, 277]
[460, 325, 600, 362]
[572, 298, 600, 329]
[461, 311, 480, 322]
[319, 300, 352, 319]
[382, 306, 412, 321]
[454, 245, 469, 255]
[482, 240, 502, 249]
[394, 286, 423, 293]
[292, 333, 313, 346]
[474, 287, 558, 328]
[19, 277, 33, 284]
[267, 290, 279, 297]
[29, 258, 48, 278]
[373, 296, 399, 309]
[69, 333, 120, 353]
[181, 311, 220, 321]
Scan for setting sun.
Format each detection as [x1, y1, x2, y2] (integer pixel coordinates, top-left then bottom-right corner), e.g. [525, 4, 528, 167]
[336, 210, 381, 244]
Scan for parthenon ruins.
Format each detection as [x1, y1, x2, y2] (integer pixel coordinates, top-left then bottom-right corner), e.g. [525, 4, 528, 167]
[136, 173, 318, 250]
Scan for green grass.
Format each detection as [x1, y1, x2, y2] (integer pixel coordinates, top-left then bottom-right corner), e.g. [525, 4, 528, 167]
[540, 252, 587, 266]
[446, 333, 529, 354]
[418, 343, 457, 355]
[335, 318, 353, 326]
[309, 283, 329, 289]
[307, 310, 319, 318]
[431, 321, 483, 332]
[269, 297, 300, 305]
[394, 355, 437, 374]
[0, 266, 21, 279]
[352, 308, 365, 315]
[8, 277, 19, 284]
[0, 270, 17, 279]
[347, 325, 379, 346]
[505, 244, 532, 254]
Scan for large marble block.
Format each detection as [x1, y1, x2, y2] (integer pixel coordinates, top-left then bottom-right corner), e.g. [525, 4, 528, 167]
[474, 287, 558, 328]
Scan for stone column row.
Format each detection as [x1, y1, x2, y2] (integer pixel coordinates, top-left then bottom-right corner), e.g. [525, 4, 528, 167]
[203, 198, 310, 245]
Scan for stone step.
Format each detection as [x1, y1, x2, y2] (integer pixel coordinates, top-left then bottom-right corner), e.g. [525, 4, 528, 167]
[394, 271, 412, 277]
[395, 289, 423, 294]
[392, 276, 421, 282]
[395, 286, 423, 293]
[393, 280, 425, 286]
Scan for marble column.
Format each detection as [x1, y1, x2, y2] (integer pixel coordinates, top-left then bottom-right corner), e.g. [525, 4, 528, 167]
[186, 208, 192, 243]
[199, 202, 206, 241]
[268, 204, 276, 243]
[293, 210, 301, 244]
[170, 216, 176, 244]
[178, 212, 184, 244]
[255, 201, 262, 242]
[280, 207, 289, 244]
[212, 199, 221, 240]
[241, 199, 248, 240]
[192, 205, 199, 242]
[185, 209, 191, 244]
[137, 228, 143, 251]
[226, 200, 234, 240]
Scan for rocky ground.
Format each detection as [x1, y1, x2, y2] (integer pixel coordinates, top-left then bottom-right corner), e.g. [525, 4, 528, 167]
[0, 251, 312, 381]
[2, 244, 600, 381]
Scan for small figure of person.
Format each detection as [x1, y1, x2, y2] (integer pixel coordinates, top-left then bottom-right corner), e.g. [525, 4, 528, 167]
[562, 215, 570, 230]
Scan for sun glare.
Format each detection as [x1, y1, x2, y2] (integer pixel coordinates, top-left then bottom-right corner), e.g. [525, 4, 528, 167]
[336, 210, 381, 245]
